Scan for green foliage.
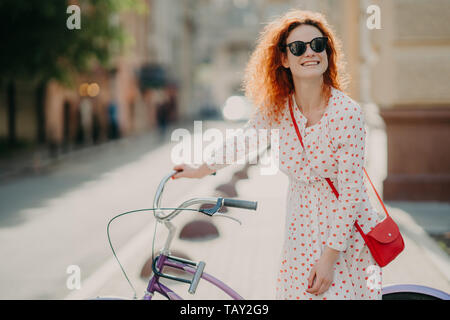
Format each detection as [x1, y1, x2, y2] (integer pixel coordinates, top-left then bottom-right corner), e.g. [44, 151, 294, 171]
[0, 0, 146, 85]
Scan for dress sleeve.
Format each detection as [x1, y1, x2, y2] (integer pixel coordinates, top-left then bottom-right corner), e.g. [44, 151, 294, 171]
[326, 104, 366, 252]
[204, 109, 272, 172]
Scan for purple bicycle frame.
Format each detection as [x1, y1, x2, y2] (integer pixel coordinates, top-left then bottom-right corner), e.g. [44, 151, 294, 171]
[143, 254, 244, 300]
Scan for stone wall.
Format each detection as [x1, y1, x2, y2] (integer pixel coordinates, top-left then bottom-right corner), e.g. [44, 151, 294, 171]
[371, 0, 450, 201]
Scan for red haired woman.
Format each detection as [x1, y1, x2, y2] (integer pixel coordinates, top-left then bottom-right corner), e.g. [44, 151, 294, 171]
[172, 9, 382, 300]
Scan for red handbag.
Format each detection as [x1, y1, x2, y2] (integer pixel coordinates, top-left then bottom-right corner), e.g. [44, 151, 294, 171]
[288, 97, 404, 267]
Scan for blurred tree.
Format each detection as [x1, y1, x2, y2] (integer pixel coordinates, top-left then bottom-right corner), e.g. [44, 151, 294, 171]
[0, 0, 145, 145]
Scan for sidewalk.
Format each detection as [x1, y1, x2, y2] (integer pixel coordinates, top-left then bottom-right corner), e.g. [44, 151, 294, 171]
[64, 118, 450, 300]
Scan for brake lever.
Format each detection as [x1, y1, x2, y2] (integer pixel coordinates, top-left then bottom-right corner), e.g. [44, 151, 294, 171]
[198, 197, 223, 216]
[212, 213, 242, 225]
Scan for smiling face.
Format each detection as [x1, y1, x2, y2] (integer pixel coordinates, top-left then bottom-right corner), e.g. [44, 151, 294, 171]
[281, 24, 329, 80]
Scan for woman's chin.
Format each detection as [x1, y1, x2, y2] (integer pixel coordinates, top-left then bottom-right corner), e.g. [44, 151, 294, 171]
[295, 71, 325, 80]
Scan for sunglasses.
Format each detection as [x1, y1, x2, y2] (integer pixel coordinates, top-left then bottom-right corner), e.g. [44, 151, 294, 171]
[283, 37, 328, 56]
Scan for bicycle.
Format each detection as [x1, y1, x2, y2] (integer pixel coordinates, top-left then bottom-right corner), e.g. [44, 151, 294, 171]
[95, 169, 257, 300]
[93, 170, 449, 301]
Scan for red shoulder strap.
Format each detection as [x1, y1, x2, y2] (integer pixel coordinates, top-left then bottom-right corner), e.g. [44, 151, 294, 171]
[288, 96, 305, 149]
[287, 96, 390, 218]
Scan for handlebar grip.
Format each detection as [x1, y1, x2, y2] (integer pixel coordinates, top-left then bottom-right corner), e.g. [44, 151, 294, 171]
[223, 198, 257, 211]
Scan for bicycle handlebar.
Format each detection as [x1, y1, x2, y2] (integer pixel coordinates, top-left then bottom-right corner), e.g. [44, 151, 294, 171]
[148, 170, 258, 292]
[223, 198, 257, 211]
[153, 170, 257, 222]
[109, 170, 258, 297]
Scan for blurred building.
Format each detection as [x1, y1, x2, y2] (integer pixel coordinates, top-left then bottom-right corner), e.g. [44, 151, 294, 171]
[370, 0, 450, 201]
[193, 0, 301, 112]
[41, 0, 199, 149]
[0, 0, 185, 155]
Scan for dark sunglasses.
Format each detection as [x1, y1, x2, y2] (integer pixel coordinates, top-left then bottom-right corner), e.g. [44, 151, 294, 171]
[283, 37, 328, 56]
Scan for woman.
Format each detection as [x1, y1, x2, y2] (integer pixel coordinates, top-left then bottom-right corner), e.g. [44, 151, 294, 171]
[172, 9, 382, 300]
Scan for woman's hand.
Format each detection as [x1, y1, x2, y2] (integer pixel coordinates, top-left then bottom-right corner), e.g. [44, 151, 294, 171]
[306, 246, 340, 296]
[172, 163, 215, 180]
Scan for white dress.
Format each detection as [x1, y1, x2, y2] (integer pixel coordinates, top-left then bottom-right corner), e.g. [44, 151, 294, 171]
[205, 87, 383, 300]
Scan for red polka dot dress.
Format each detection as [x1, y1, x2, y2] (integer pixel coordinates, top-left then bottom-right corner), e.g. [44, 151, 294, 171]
[205, 87, 383, 300]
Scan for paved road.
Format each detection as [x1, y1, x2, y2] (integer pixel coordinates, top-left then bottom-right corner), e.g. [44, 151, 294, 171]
[0, 121, 229, 299]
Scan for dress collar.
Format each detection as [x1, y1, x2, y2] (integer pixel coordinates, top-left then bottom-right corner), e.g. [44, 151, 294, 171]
[288, 87, 336, 129]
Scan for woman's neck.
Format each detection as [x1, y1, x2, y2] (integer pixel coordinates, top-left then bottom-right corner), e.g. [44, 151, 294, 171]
[292, 77, 325, 115]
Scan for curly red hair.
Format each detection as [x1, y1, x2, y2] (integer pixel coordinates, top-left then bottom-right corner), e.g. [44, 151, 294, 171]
[242, 9, 349, 125]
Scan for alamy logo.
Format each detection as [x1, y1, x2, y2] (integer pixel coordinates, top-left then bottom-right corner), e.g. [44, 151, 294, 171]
[366, 5, 381, 30]
[171, 121, 280, 175]
[366, 265, 382, 290]
[66, 265, 81, 290]
[66, 5, 81, 30]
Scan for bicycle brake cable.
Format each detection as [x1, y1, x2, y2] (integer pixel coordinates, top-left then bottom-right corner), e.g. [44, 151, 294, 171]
[107, 207, 200, 299]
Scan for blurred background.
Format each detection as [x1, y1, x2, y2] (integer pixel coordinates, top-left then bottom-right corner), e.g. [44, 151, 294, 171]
[0, 0, 449, 300]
